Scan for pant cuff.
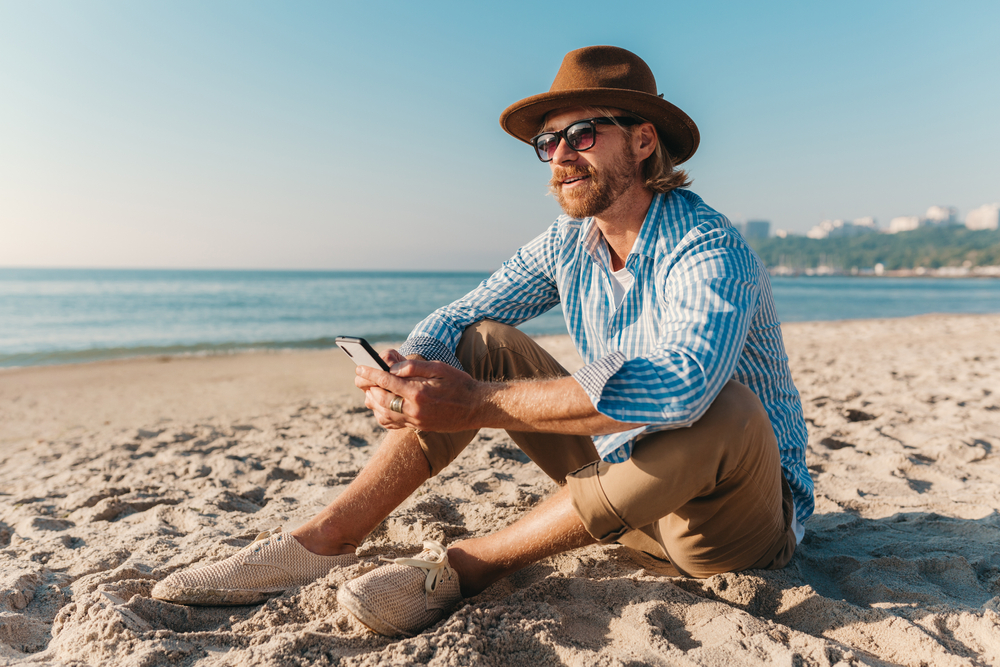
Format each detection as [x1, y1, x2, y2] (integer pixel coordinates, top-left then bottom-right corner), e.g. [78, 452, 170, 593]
[566, 461, 631, 543]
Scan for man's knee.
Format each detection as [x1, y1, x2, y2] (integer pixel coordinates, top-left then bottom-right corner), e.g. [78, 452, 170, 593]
[456, 320, 524, 371]
[455, 320, 568, 383]
[708, 380, 770, 432]
[625, 381, 776, 493]
[461, 319, 517, 342]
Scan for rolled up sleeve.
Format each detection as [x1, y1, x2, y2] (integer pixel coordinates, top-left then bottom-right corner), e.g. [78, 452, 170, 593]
[399, 223, 564, 364]
[574, 228, 761, 453]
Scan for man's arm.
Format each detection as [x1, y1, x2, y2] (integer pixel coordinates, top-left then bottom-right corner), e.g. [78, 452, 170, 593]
[359, 225, 760, 440]
[576, 226, 762, 432]
[398, 222, 564, 368]
[355, 357, 639, 436]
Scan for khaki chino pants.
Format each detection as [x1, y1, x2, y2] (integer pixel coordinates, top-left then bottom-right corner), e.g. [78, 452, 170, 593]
[415, 320, 796, 578]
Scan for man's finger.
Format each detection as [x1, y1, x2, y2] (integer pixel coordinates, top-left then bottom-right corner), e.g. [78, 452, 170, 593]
[368, 385, 407, 414]
[382, 348, 406, 365]
[365, 387, 406, 426]
[356, 374, 379, 391]
[367, 385, 394, 407]
[356, 365, 412, 397]
[390, 359, 455, 380]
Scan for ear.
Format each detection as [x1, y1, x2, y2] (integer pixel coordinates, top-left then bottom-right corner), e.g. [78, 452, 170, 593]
[633, 123, 657, 161]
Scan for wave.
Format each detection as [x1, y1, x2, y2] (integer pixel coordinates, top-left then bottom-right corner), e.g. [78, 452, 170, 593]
[0, 335, 415, 369]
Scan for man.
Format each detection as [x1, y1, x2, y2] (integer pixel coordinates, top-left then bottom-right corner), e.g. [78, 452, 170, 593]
[152, 45, 813, 639]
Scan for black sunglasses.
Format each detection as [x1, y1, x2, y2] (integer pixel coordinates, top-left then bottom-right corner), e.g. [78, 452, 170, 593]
[531, 116, 641, 162]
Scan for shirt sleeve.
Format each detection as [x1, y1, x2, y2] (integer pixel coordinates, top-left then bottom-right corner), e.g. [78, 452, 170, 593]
[573, 225, 760, 428]
[398, 223, 564, 369]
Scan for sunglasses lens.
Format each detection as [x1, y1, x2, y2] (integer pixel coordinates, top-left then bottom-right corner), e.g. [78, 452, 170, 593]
[533, 133, 560, 161]
[532, 120, 602, 161]
[565, 121, 596, 151]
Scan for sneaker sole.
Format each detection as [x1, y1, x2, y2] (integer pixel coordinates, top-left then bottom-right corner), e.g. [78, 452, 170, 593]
[151, 582, 283, 606]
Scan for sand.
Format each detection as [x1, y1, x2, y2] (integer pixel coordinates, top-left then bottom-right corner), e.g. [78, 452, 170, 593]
[1, 315, 999, 666]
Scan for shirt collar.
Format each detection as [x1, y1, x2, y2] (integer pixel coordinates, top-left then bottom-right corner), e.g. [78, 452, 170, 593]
[580, 217, 609, 266]
[629, 192, 665, 261]
[579, 192, 666, 268]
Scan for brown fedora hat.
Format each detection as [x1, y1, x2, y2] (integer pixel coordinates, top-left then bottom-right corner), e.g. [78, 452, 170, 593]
[500, 45, 699, 164]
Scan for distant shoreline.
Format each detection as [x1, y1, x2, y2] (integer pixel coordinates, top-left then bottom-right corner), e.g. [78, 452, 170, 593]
[3, 264, 999, 279]
[749, 224, 1000, 277]
[0, 333, 580, 373]
[3, 272, 1000, 370]
[6, 311, 1000, 372]
[768, 266, 1000, 278]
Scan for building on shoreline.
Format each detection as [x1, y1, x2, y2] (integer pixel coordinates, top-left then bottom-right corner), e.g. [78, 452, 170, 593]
[768, 264, 1000, 278]
[926, 205, 958, 225]
[733, 220, 771, 239]
[775, 203, 996, 238]
[806, 217, 878, 239]
[760, 202, 999, 277]
[885, 203, 998, 232]
[888, 216, 922, 233]
[743, 220, 770, 239]
[966, 203, 1000, 231]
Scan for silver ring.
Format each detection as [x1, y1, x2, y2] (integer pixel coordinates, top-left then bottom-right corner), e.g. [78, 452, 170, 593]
[389, 396, 404, 413]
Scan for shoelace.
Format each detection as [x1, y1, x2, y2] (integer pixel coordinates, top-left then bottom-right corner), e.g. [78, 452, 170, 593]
[381, 541, 451, 593]
[248, 527, 282, 551]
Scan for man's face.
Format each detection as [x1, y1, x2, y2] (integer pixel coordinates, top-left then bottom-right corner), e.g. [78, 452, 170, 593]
[543, 107, 642, 219]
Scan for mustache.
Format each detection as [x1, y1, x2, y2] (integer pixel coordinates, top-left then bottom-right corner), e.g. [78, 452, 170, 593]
[549, 165, 594, 189]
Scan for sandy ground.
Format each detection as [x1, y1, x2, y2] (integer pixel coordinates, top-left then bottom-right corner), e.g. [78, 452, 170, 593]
[1, 316, 999, 666]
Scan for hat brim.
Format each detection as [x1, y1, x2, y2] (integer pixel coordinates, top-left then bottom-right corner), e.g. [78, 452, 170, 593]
[500, 88, 700, 165]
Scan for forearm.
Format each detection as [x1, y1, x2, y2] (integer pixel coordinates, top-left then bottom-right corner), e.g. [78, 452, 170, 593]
[399, 231, 562, 366]
[357, 357, 642, 437]
[475, 376, 640, 436]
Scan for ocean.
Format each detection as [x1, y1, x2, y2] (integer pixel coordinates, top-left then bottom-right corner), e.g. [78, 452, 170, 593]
[2, 268, 999, 368]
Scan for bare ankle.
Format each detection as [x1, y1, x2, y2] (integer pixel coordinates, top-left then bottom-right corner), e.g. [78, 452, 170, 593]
[447, 544, 494, 597]
[290, 526, 357, 556]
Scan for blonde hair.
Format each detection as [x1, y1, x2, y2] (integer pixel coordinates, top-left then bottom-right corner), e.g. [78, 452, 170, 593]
[642, 134, 693, 193]
[590, 107, 692, 193]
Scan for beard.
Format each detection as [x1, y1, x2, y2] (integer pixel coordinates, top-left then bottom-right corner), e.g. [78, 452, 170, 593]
[548, 142, 640, 219]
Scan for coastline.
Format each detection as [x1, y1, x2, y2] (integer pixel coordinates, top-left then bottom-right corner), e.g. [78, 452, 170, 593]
[5, 269, 1000, 372]
[768, 266, 1000, 278]
[0, 336, 582, 448]
[2, 314, 999, 665]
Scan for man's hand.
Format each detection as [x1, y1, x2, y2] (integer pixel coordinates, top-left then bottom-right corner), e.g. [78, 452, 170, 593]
[353, 348, 419, 395]
[355, 356, 486, 433]
[353, 347, 642, 437]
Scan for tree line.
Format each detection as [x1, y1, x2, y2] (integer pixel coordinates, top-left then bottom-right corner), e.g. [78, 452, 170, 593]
[747, 226, 1000, 270]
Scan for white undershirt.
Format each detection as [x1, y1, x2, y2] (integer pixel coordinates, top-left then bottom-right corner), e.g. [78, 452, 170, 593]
[609, 266, 634, 308]
[791, 511, 805, 544]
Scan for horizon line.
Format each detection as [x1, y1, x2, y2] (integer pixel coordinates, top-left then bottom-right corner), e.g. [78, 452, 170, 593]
[0, 265, 500, 274]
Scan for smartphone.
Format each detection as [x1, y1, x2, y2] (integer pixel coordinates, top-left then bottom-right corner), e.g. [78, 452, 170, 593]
[335, 336, 391, 372]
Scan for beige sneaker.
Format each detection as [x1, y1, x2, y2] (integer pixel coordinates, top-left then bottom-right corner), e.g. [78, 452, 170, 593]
[151, 529, 358, 606]
[337, 541, 462, 637]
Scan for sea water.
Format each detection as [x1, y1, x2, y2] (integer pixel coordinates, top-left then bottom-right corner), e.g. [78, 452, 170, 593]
[2, 268, 999, 368]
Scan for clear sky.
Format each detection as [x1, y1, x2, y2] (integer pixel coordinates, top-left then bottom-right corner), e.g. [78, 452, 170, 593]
[2, 1, 998, 271]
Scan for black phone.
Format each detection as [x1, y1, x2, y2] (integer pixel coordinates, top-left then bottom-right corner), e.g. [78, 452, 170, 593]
[335, 336, 391, 372]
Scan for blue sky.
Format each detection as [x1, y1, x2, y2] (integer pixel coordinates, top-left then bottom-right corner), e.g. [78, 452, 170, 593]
[2, 1, 998, 271]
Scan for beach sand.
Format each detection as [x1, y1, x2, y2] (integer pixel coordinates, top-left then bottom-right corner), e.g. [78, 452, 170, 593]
[1, 314, 999, 666]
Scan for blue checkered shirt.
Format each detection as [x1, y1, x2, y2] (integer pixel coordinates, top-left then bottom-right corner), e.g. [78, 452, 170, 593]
[399, 189, 813, 523]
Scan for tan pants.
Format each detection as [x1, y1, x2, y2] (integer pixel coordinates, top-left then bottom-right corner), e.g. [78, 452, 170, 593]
[416, 320, 796, 578]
